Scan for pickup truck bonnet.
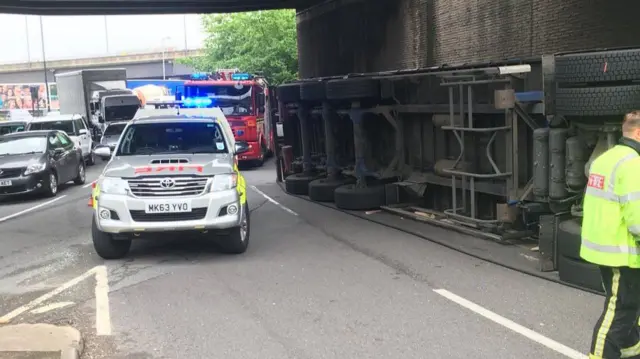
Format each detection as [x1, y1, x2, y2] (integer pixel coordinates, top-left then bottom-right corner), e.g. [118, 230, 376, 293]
[103, 154, 234, 178]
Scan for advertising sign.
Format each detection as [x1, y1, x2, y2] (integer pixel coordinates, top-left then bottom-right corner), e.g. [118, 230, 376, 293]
[0, 83, 59, 110]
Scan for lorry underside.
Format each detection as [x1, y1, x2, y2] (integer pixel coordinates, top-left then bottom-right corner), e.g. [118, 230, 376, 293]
[275, 48, 640, 293]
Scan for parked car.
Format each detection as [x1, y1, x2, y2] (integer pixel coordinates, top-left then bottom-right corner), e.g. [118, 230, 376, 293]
[0, 130, 86, 197]
[0, 120, 28, 135]
[96, 121, 128, 160]
[27, 114, 95, 166]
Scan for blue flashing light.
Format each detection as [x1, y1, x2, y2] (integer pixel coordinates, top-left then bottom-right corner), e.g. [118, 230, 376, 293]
[231, 73, 252, 81]
[183, 97, 213, 107]
[190, 72, 210, 80]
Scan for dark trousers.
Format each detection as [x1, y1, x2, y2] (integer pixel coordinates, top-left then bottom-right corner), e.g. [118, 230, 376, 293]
[590, 266, 640, 359]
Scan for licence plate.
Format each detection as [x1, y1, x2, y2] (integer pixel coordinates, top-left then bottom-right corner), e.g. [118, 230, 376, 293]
[0, 180, 12, 187]
[144, 200, 191, 214]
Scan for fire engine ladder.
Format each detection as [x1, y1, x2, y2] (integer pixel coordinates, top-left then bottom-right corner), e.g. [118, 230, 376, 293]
[438, 72, 513, 229]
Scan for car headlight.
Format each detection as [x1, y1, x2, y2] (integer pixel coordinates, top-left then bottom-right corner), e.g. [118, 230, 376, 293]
[209, 173, 238, 192]
[24, 162, 46, 175]
[100, 177, 129, 195]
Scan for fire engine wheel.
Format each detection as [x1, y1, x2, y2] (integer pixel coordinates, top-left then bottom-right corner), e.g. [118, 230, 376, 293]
[555, 48, 640, 85]
[285, 173, 316, 195]
[334, 184, 385, 211]
[326, 78, 380, 101]
[308, 177, 355, 202]
[277, 82, 301, 104]
[556, 85, 640, 116]
[300, 80, 327, 102]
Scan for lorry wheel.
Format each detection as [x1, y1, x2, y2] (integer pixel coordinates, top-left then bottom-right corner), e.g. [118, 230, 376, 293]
[92, 216, 131, 259]
[556, 219, 582, 260]
[334, 184, 385, 210]
[558, 255, 603, 293]
[326, 78, 380, 101]
[556, 85, 640, 116]
[308, 177, 355, 202]
[285, 173, 316, 195]
[556, 49, 640, 85]
[277, 82, 301, 104]
[218, 203, 250, 254]
[300, 80, 327, 102]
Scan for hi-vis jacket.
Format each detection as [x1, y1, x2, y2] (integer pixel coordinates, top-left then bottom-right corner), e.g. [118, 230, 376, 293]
[581, 139, 640, 268]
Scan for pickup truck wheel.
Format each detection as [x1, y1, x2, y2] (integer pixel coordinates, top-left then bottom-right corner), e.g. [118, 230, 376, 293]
[219, 203, 250, 254]
[334, 184, 385, 210]
[92, 216, 131, 259]
[285, 173, 316, 195]
[308, 177, 355, 202]
[73, 162, 86, 185]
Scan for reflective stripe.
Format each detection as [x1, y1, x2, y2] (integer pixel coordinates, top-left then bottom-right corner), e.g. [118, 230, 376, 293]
[593, 268, 621, 357]
[587, 188, 640, 204]
[607, 153, 638, 192]
[582, 237, 640, 255]
[621, 339, 640, 358]
[629, 225, 640, 236]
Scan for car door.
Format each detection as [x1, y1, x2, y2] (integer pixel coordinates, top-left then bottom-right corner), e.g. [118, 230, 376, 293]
[58, 132, 78, 182]
[74, 118, 91, 157]
[48, 134, 68, 181]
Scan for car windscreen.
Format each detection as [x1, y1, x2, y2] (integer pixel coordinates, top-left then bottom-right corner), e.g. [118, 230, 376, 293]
[0, 123, 26, 135]
[104, 123, 127, 136]
[0, 136, 47, 156]
[29, 120, 75, 135]
[116, 122, 228, 156]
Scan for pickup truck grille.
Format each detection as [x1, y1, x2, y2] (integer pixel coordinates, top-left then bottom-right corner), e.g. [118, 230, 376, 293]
[127, 177, 208, 197]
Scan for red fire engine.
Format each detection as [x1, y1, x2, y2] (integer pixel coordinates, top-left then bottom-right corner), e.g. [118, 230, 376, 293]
[180, 69, 274, 166]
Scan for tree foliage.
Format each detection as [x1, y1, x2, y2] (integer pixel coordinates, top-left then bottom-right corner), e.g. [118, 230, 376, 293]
[182, 10, 298, 85]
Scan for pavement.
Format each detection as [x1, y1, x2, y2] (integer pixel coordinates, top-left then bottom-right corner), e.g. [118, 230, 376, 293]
[0, 158, 605, 358]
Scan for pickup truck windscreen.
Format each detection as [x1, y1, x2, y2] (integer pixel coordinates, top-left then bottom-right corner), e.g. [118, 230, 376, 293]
[116, 122, 228, 156]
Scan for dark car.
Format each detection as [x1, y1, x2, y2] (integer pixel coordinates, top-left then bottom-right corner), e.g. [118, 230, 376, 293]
[0, 130, 86, 197]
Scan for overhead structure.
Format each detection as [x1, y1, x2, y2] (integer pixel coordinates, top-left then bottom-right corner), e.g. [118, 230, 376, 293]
[0, 0, 324, 15]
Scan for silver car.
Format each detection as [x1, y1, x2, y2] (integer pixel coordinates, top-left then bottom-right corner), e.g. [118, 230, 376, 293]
[91, 113, 251, 259]
[98, 121, 128, 154]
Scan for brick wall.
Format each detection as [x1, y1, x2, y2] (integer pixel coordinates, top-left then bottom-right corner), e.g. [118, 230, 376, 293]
[297, 0, 640, 78]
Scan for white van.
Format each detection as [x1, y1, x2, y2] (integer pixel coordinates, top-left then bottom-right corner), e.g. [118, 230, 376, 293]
[27, 114, 96, 165]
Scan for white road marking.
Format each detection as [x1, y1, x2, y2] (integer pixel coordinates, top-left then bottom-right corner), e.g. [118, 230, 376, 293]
[433, 289, 587, 359]
[0, 265, 95, 322]
[94, 265, 112, 336]
[250, 185, 298, 216]
[0, 195, 67, 223]
[30, 301, 75, 314]
[83, 181, 94, 189]
[0, 266, 113, 336]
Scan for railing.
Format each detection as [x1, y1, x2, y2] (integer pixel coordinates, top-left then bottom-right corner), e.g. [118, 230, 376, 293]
[0, 49, 204, 73]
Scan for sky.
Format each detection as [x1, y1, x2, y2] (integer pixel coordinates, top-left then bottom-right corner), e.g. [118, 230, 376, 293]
[0, 14, 207, 64]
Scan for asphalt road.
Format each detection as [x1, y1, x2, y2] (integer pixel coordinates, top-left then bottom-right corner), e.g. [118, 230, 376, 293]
[0, 159, 605, 359]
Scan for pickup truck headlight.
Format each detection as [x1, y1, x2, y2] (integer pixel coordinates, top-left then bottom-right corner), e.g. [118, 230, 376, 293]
[100, 177, 129, 195]
[24, 162, 46, 175]
[209, 173, 238, 192]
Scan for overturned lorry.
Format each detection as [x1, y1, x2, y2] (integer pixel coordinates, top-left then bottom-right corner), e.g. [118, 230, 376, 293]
[274, 48, 640, 293]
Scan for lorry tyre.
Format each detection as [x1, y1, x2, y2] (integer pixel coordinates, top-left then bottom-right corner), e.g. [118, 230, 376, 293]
[308, 177, 355, 202]
[334, 184, 385, 210]
[326, 78, 380, 101]
[277, 83, 301, 104]
[285, 173, 316, 195]
[556, 85, 640, 116]
[300, 81, 326, 102]
[556, 219, 581, 260]
[92, 216, 131, 259]
[218, 203, 250, 254]
[558, 255, 603, 293]
[556, 49, 640, 84]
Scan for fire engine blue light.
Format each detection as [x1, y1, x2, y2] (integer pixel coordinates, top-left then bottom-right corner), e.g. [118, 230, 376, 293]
[190, 72, 209, 80]
[231, 73, 251, 81]
[183, 97, 213, 107]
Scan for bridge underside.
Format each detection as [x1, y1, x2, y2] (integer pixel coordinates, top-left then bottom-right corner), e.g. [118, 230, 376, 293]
[0, 0, 323, 15]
